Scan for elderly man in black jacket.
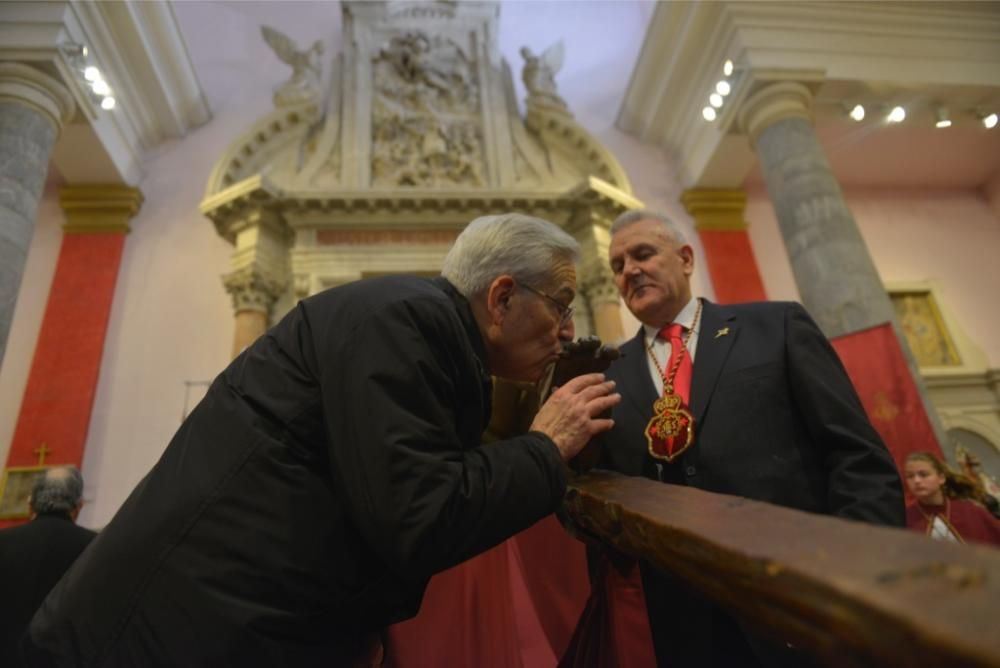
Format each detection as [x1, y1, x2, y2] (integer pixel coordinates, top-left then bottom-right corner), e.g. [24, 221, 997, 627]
[0, 467, 95, 668]
[26, 213, 620, 668]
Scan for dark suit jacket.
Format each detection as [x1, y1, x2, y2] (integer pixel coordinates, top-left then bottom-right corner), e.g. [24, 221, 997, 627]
[0, 514, 95, 668]
[598, 299, 905, 666]
[29, 277, 567, 668]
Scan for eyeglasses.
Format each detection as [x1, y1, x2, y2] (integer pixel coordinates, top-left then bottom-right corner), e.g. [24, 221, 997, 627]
[520, 283, 575, 327]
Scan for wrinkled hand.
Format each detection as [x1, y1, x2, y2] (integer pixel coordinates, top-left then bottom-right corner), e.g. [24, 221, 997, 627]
[530, 373, 621, 461]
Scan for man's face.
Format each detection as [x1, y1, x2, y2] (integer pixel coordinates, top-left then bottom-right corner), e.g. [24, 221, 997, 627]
[490, 260, 576, 383]
[609, 219, 694, 327]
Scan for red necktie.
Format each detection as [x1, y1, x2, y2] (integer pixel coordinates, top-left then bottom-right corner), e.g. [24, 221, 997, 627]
[659, 323, 692, 405]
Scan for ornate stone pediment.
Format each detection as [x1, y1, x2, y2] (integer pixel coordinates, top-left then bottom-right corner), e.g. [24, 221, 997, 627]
[203, 1, 630, 204]
[201, 1, 640, 351]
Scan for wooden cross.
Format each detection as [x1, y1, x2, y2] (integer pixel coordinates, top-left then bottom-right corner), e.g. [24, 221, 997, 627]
[33, 443, 51, 466]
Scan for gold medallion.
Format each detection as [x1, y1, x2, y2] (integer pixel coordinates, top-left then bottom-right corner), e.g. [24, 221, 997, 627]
[645, 386, 695, 462]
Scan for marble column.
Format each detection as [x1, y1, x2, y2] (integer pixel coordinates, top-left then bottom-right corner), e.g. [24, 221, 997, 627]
[738, 81, 948, 450]
[222, 211, 289, 358]
[681, 188, 766, 304]
[581, 272, 625, 345]
[0, 62, 74, 368]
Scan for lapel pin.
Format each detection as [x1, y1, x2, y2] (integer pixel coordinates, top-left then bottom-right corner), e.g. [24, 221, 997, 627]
[715, 327, 730, 339]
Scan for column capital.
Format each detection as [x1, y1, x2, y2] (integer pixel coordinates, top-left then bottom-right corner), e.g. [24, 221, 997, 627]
[222, 266, 286, 315]
[737, 82, 813, 145]
[0, 62, 75, 132]
[59, 185, 144, 234]
[681, 189, 748, 231]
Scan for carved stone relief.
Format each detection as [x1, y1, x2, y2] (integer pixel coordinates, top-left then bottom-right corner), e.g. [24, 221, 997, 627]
[371, 31, 485, 187]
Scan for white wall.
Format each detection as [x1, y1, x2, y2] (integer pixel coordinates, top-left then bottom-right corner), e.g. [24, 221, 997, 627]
[746, 185, 1000, 366]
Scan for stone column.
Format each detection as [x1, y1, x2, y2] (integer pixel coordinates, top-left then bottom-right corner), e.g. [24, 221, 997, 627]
[681, 189, 767, 304]
[581, 272, 625, 344]
[222, 210, 289, 358]
[2, 184, 141, 528]
[0, 62, 74, 368]
[738, 81, 948, 451]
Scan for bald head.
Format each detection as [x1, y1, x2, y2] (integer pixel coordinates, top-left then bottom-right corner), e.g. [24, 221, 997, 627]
[30, 466, 84, 518]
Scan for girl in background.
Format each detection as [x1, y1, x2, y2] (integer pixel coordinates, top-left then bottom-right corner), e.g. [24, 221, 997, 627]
[904, 451, 1000, 547]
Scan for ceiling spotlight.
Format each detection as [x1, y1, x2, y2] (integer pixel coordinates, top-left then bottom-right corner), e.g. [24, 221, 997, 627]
[101, 96, 116, 110]
[702, 106, 717, 122]
[709, 93, 723, 108]
[84, 66, 99, 82]
[848, 104, 865, 122]
[934, 107, 951, 129]
[887, 106, 906, 123]
[91, 79, 110, 96]
[984, 112, 999, 129]
[723, 60, 734, 77]
[716, 80, 731, 96]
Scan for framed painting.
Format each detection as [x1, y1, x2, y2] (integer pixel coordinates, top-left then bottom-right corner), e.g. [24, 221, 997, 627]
[0, 465, 47, 520]
[889, 290, 961, 368]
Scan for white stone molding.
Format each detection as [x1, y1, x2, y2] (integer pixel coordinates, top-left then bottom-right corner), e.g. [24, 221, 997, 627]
[0, 0, 210, 185]
[0, 62, 74, 131]
[62, 0, 210, 146]
[737, 82, 813, 144]
[617, 1, 1000, 188]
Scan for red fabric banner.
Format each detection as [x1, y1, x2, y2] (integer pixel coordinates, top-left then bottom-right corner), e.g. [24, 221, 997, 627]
[386, 515, 590, 667]
[1, 232, 126, 529]
[697, 230, 767, 305]
[830, 322, 942, 470]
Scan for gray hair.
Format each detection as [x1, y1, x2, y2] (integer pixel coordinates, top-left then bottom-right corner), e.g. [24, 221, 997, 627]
[30, 466, 84, 515]
[442, 213, 580, 297]
[610, 209, 688, 246]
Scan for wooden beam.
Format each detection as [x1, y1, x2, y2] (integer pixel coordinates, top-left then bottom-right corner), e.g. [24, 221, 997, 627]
[564, 471, 1000, 667]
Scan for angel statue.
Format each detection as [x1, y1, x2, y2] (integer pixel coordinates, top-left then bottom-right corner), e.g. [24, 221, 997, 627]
[520, 42, 567, 109]
[261, 25, 324, 107]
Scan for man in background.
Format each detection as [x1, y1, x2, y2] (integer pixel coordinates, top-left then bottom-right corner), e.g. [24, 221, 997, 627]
[0, 467, 95, 667]
[584, 209, 904, 667]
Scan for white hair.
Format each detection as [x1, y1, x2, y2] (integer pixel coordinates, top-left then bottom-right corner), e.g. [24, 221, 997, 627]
[442, 213, 580, 297]
[610, 209, 688, 246]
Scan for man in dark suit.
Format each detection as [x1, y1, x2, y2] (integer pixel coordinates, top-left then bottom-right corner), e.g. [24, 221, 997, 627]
[0, 466, 96, 668]
[598, 209, 905, 666]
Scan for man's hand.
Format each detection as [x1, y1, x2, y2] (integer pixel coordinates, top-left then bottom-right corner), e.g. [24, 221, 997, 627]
[530, 373, 621, 461]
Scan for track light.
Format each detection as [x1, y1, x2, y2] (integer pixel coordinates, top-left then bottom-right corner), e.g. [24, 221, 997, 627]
[101, 96, 116, 110]
[934, 107, 951, 129]
[702, 107, 717, 122]
[716, 80, 731, 96]
[984, 112, 998, 129]
[709, 93, 723, 108]
[887, 106, 906, 123]
[723, 60, 734, 77]
[848, 104, 865, 122]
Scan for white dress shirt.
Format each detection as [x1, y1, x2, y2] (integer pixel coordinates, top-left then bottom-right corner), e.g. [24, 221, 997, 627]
[641, 297, 701, 397]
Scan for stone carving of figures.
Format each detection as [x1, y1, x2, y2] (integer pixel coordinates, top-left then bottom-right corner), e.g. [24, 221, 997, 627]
[520, 41, 567, 109]
[377, 32, 472, 110]
[261, 26, 324, 107]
